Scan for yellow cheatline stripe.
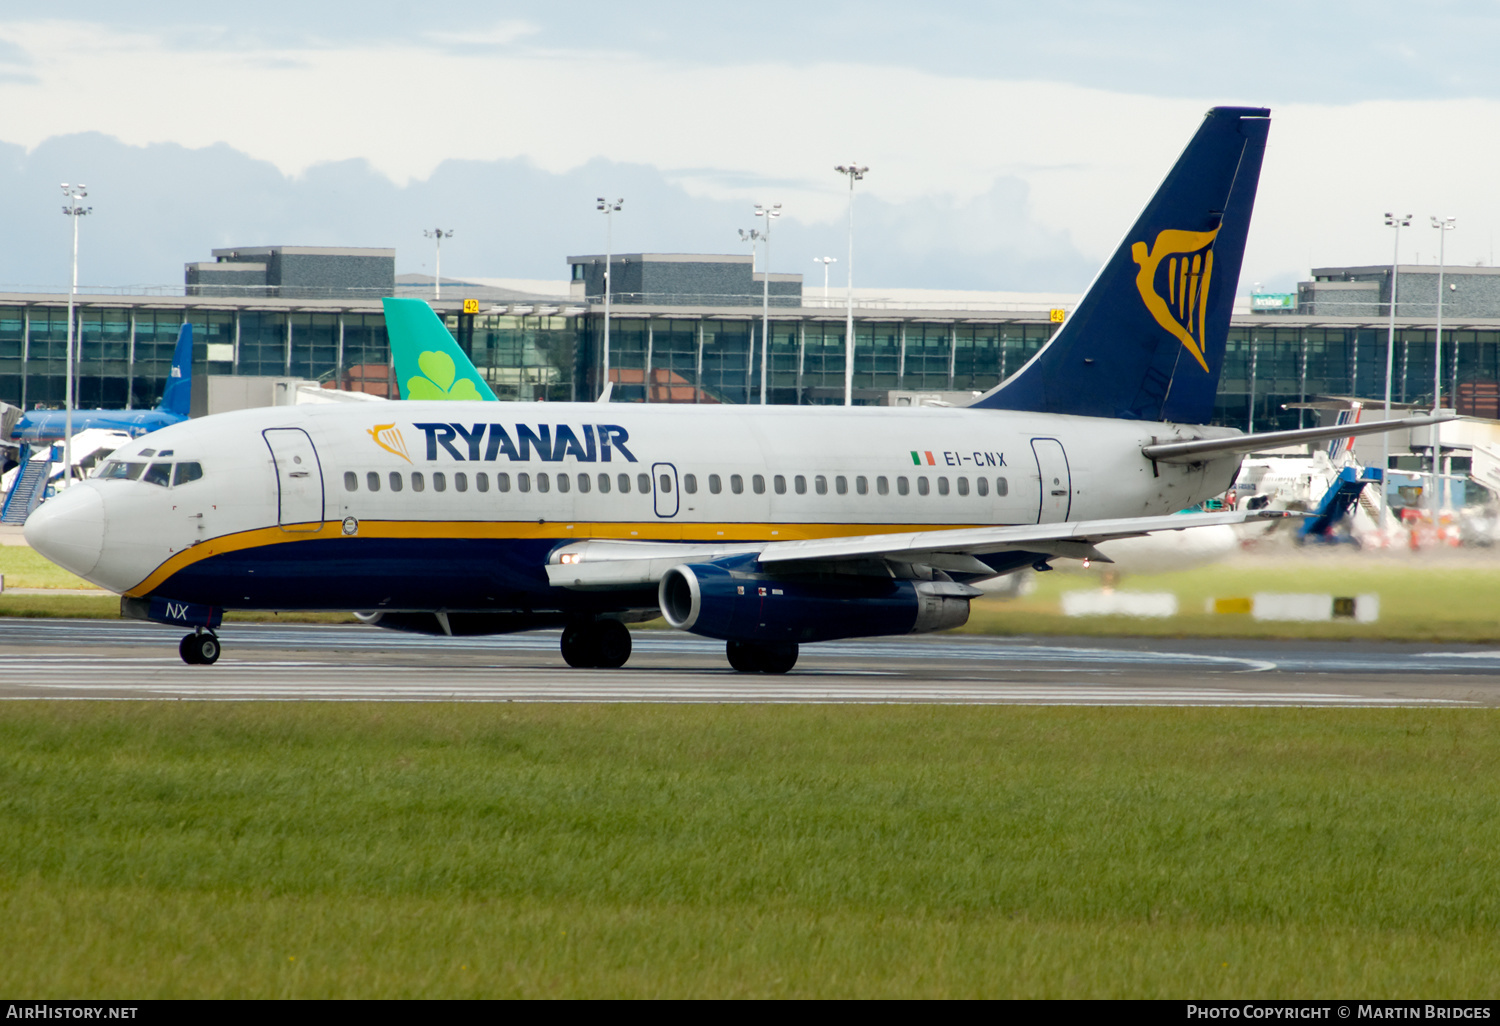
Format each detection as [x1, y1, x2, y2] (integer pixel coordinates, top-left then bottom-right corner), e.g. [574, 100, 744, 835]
[123, 518, 991, 598]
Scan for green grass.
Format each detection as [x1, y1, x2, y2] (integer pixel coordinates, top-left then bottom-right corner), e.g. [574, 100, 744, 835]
[3, 702, 1500, 997]
[0, 545, 102, 590]
[966, 559, 1500, 642]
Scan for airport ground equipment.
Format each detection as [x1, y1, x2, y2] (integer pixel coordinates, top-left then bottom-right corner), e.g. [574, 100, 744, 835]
[1299, 466, 1383, 545]
[1, 444, 54, 525]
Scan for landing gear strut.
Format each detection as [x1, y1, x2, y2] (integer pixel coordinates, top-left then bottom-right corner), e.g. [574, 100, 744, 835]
[179, 629, 221, 666]
[726, 640, 798, 674]
[560, 619, 632, 669]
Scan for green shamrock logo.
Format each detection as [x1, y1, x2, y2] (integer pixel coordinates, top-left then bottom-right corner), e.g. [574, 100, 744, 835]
[407, 350, 485, 401]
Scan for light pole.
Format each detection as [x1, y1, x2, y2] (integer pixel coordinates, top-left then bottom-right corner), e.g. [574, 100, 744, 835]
[814, 256, 837, 302]
[597, 198, 622, 396]
[738, 227, 761, 273]
[423, 229, 452, 300]
[754, 204, 781, 404]
[60, 183, 91, 490]
[1430, 215, 1456, 516]
[835, 163, 867, 406]
[1382, 213, 1412, 528]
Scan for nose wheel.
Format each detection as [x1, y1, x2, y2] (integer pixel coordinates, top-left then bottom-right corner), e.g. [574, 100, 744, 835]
[179, 630, 221, 666]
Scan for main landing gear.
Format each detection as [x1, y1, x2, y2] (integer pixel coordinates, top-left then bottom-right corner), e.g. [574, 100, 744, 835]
[726, 640, 798, 674]
[179, 629, 221, 666]
[560, 619, 633, 669]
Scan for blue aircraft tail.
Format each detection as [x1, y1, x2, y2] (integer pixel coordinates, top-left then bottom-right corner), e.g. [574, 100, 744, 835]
[972, 106, 1270, 424]
[157, 323, 193, 417]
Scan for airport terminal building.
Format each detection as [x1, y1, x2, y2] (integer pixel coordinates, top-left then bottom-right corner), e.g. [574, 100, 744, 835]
[6, 249, 1500, 433]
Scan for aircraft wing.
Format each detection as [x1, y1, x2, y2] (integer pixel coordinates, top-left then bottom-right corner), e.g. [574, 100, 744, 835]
[1142, 414, 1453, 464]
[545, 509, 1292, 590]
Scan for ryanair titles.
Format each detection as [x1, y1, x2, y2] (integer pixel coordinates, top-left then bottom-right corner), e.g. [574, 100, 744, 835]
[411, 422, 638, 463]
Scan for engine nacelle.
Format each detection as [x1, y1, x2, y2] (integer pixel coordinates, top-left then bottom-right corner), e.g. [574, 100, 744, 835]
[658, 562, 972, 643]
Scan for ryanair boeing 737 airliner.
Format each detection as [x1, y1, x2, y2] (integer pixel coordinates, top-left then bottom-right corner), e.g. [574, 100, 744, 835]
[22, 107, 1446, 671]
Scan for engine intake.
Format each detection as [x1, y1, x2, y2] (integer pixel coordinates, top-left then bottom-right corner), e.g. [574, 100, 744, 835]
[658, 562, 971, 643]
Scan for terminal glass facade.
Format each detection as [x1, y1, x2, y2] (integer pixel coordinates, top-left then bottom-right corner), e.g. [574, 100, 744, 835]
[5, 298, 1500, 430]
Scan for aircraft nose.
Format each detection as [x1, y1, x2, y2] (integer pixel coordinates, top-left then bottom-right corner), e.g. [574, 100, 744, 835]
[24, 485, 105, 578]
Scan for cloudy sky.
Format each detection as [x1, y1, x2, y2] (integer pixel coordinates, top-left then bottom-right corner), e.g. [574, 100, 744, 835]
[0, 2, 1497, 294]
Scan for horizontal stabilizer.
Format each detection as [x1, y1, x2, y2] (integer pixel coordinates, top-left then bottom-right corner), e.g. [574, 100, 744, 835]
[1141, 414, 1455, 464]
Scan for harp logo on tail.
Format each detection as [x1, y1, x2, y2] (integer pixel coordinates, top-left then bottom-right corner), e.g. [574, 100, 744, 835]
[1131, 228, 1220, 373]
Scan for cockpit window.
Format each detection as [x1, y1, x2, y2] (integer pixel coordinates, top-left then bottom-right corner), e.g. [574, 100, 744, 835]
[100, 461, 147, 481]
[139, 449, 156, 457]
[142, 463, 173, 487]
[173, 462, 203, 486]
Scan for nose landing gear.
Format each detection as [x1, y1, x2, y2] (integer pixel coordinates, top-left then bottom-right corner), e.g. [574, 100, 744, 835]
[726, 640, 798, 674]
[179, 630, 221, 666]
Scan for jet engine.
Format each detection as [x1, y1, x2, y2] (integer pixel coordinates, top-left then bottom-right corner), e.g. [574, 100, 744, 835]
[657, 561, 973, 643]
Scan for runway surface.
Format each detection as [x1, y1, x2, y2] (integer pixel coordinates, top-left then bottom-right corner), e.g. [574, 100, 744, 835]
[4, 618, 1500, 707]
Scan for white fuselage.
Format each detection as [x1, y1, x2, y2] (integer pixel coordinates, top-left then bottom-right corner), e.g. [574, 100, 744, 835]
[26, 401, 1241, 612]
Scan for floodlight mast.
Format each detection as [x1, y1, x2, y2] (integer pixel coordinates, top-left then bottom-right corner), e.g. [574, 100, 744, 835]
[754, 203, 781, 404]
[1430, 215, 1456, 516]
[423, 229, 453, 300]
[60, 183, 91, 490]
[597, 198, 623, 396]
[834, 164, 867, 406]
[813, 256, 837, 301]
[1381, 212, 1412, 528]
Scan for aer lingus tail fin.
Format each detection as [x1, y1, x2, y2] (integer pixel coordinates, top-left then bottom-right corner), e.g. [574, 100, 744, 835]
[381, 297, 498, 401]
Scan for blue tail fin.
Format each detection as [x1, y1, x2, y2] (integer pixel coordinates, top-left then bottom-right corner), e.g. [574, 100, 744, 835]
[158, 323, 192, 417]
[972, 106, 1270, 424]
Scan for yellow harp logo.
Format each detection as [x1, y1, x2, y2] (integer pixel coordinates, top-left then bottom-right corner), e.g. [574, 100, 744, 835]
[368, 424, 412, 463]
[1131, 227, 1219, 373]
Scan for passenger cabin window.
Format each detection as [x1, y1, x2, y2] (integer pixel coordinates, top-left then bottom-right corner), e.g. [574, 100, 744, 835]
[497, 473, 511, 492]
[683, 474, 697, 494]
[475, 472, 488, 493]
[577, 473, 590, 494]
[344, 471, 358, 492]
[976, 477, 988, 496]
[367, 471, 381, 492]
[173, 462, 203, 487]
[794, 475, 807, 495]
[917, 477, 930, 496]
[753, 474, 766, 495]
[597, 473, 611, 494]
[815, 475, 828, 496]
[709, 474, 722, 495]
[518, 472, 531, 493]
[637, 473, 650, 493]
[897, 477, 910, 496]
[730, 474, 743, 495]
[617, 473, 631, 494]
[877, 476, 889, 496]
[996, 477, 1009, 496]
[455, 472, 468, 493]
[856, 476, 868, 496]
[936, 477, 949, 496]
[411, 472, 425, 492]
[835, 476, 847, 495]
[773, 475, 786, 495]
[957, 477, 969, 496]
[389, 471, 403, 492]
[537, 472, 550, 493]
[142, 463, 172, 487]
[432, 472, 446, 493]
[659, 474, 672, 493]
[557, 473, 570, 494]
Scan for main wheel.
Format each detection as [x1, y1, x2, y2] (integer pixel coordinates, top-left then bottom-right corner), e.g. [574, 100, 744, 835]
[757, 641, 798, 675]
[179, 633, 201, 665]
[591, 619, 632, 669]
[726, 639, 763, 673]
[560, 623, 596, 668]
